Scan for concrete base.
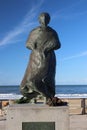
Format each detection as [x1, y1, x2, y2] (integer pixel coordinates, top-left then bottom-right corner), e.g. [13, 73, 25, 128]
[6, 104, 69, 130]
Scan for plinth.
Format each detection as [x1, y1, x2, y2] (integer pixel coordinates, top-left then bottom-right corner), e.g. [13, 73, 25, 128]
[6, 104, 69, 130]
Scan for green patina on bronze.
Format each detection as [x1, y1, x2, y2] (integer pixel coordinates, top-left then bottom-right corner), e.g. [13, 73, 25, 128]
[22, 122, 55, 130]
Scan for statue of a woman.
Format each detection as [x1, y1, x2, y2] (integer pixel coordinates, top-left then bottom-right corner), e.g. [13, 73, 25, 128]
[20, 12, 61, 102]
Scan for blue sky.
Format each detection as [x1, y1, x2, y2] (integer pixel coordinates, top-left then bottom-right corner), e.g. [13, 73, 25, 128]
[0, 0, 87, 85]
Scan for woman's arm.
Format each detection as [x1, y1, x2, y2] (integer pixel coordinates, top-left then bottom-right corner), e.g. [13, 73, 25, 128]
[43, 31, 61, 52]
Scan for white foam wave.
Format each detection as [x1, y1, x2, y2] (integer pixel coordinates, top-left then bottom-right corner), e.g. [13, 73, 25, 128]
[0, 94, 22, 100]
[55, 94, 87, 99]
[0, 93, 87, 100]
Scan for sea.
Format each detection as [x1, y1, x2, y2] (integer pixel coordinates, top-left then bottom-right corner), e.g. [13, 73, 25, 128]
[0, 85, 87, 99]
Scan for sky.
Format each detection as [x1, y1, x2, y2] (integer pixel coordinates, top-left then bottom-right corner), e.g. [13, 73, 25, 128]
[0, 0, 87, 85]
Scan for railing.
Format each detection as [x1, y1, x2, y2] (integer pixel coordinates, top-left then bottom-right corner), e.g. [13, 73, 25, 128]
[57, 95, 86, 115]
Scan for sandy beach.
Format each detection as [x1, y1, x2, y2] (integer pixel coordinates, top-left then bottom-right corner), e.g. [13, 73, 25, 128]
[63, 98, 87, 115]
[0, 99, 87, 130]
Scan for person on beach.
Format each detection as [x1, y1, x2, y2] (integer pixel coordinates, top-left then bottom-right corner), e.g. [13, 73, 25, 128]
[20, 12, 61, 102]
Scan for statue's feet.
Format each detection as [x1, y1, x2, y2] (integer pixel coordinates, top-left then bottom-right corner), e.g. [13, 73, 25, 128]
[46, 97, 68, 106]
[15, 97, 30, 104]
[15, 96, 38, 104]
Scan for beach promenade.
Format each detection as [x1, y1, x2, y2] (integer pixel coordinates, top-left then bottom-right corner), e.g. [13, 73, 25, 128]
[0, 114, 87, 130]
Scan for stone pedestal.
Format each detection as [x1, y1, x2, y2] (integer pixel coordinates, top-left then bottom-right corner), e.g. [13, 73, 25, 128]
[6, 104, 69, 130]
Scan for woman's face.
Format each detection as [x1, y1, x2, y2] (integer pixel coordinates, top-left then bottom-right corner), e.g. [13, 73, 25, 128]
[39, 13, 50, 27]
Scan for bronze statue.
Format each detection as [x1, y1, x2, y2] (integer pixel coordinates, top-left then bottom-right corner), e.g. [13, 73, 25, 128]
[20, 12, 61, 103]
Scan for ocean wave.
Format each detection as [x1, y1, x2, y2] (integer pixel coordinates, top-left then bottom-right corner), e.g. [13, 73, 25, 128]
[55, 94, 87, 98]
[0, 94, 22, 100]
[0, 93, 87, 100]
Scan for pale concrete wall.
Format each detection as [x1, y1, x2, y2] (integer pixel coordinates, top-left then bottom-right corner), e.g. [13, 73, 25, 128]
[6, 104, 69, 130]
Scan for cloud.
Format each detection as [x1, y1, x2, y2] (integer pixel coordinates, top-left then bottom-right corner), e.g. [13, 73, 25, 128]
[63, 51, 87, 61]
[0, 0, 43, 47]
